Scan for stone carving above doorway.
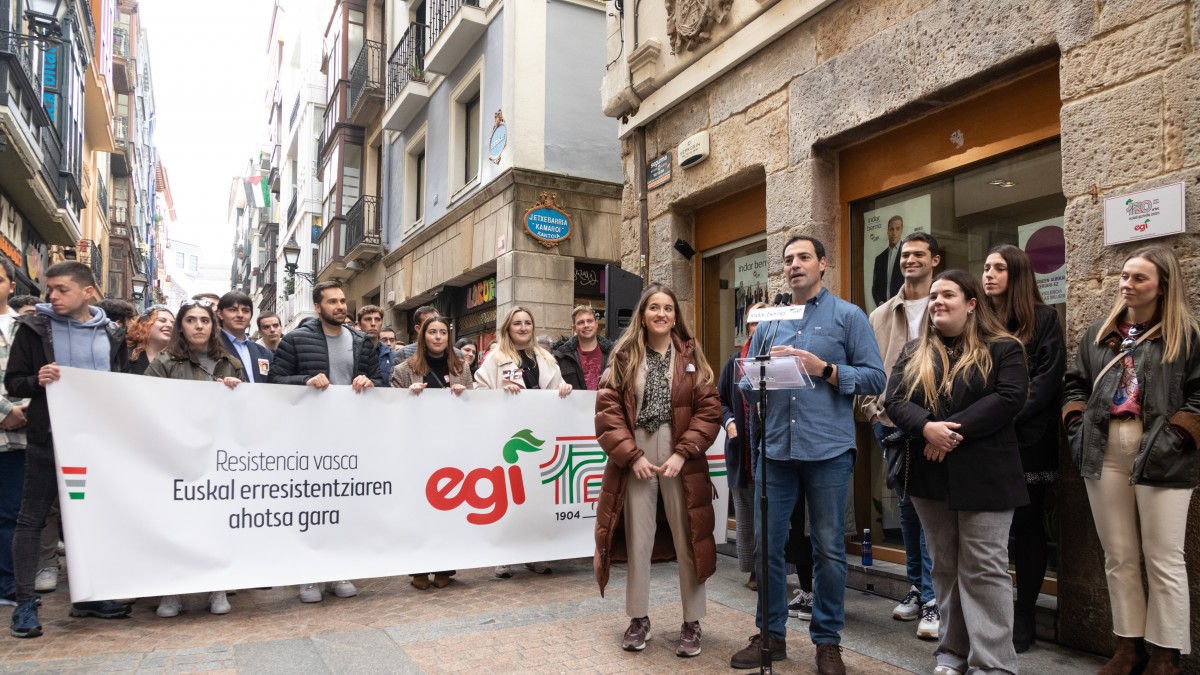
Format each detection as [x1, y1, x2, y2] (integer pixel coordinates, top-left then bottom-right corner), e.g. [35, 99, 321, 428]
[667, 0, 733, 53]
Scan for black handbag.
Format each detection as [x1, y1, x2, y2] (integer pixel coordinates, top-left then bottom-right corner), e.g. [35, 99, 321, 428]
[882, 428, 911, 493]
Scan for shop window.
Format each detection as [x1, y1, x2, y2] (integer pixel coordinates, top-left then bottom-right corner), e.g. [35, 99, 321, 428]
[849, 140, 1066, 568]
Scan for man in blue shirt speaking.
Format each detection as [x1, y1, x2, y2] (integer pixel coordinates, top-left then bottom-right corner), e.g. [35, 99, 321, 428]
[730, 236, 885, 674]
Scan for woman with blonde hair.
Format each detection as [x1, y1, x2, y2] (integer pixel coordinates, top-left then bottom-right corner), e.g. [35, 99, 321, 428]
[593, 283, 720, 657]
[474, 305, 571, 578]
[127, 306, 175, 375]
[393, 315, 473, 590]
[1063, 246, 1200, 675]
[885, 269, 1028, 675]
[981, 244, 1066, 652]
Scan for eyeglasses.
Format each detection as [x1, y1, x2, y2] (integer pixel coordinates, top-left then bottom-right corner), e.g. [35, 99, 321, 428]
[1120, 323, 1145, 352]
[139, 304, 173, 320]
[181, 299, 214, 310]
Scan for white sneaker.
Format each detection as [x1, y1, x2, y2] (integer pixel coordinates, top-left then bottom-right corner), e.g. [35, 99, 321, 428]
[156, 595, 182, 618]
[933, 665, 963, 675]
[523, 562, 552, 574]
[494, 565, 512, 578]
[917, 601, 940, 640]
[892, 585, 922, 621]
[208, 591, 231, 615]
[55, 540, 66, 557]
[298, 584, 323, 603]
[327, 580, 357, 598]
[34, 567, 58, 593]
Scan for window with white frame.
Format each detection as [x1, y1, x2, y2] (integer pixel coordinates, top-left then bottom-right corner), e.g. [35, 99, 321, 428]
[448, 62, 482, 196]
[404, 125, 427, 229]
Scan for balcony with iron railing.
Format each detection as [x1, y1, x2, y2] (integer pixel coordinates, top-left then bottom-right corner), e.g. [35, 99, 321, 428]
[112, 116, 131, 176]
[112, 27, 132, 93]
[383, 23, 431, 132]
[287, 191, 298, 226]
[342, 195, 380, 265]
[97, 174, 109, 217]
[110, 204, 128, 226]
[289, 92, 301, 130]
[0, 36, 37, 97]
[424, 0, 485, 75]
[348, 40, 385, 126]
[78, 239, 105, 292]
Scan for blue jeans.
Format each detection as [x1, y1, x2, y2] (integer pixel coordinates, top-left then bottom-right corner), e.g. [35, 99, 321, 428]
[874, 422, 934, 605]
[755, 450, 853, 644]
[0, 449, 24, 599]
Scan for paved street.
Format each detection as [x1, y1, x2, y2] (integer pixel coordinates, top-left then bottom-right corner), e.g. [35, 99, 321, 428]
[1, 555, 1105, 674]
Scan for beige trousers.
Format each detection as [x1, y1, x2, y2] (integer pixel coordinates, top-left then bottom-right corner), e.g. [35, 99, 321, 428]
[1085, 418, 1194, 653]
[624, 424, 706, 622]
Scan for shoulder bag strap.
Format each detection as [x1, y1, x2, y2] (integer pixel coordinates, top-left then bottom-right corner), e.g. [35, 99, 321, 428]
[1092, 323, 1161, 390]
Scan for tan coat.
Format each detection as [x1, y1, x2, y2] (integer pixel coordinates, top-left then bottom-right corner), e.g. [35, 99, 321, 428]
[390, 358, 474, 389]
[473, 347, 564, 391]
[859, 287, 923, 425]
[592, 335, 721, 596]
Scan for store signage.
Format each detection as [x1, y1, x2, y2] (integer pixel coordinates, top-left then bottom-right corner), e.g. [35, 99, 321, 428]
[42, 46, 60, 125]
[523, 192, 573, 248]
[646, 152, 671, 190]
[0, 234, 24, 269]
[1103, 182, 1186, 246]
[1018, 217, 1066, 305]
[488, 110, 507, 165]
[467, 276, 496, 310]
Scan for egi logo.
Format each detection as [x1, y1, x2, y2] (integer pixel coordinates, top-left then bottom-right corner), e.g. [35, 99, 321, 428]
[426, 430, 544, 525]
[1125, 198, 1154, 217]
[1134, 219, 1151, 232]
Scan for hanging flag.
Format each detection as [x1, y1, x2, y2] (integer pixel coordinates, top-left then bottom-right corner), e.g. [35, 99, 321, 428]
[246, 176, 267, 209]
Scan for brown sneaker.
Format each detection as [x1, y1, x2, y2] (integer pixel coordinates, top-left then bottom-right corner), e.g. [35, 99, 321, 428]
[676, 621, 701, 657]
[410, 575, 430, 590]
[432, 574, 452, 588]
[816, 643, 846, 675]
[730, 634, 787, 669]
[622, 616, 651, 651]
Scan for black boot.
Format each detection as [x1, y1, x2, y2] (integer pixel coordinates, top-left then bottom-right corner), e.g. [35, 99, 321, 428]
[1012, 607, 1035, 653]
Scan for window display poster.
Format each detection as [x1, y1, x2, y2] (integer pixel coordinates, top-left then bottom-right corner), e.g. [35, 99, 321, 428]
[733, 251, 767, 342]
[1018, 217, 1066, 305]
[863, 194, 931, 313]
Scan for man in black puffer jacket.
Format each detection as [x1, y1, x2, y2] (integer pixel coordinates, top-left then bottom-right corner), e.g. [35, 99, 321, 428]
[268, 281, 383, 390]
[550, 306, 613, 391]
[267, 281, 382, 604]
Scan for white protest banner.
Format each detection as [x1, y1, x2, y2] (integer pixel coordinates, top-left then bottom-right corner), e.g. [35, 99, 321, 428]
[47, 369, 728, 602]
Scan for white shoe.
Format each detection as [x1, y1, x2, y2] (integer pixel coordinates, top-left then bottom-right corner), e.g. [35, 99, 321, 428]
[917, 601, 940, 640]
[34, 567, 58, 593]
[298, 584, 323, 603]
[892, 585, 922, 621]
[56, 540, 66, 557]
[208, 591, 231, 615]
[156, 595, 182, 618]
[494, 565, 512, 578]
[523, 562, 552, 575]
[933, 665, 963, 675]
[327, 580, 357, 598]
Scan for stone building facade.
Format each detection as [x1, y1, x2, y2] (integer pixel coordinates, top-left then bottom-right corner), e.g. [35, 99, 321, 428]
[602, 0, 1200, 665]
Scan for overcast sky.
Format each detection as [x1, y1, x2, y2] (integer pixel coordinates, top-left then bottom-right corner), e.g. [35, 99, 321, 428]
[138, 0, 275, 292]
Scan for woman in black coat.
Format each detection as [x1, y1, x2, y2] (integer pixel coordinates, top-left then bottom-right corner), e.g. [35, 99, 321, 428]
[885, 270, 1028, 675]
[982, 245, 1065, 652]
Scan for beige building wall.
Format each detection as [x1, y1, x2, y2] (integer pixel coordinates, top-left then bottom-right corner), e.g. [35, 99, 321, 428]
[604, 0, 1200, 664]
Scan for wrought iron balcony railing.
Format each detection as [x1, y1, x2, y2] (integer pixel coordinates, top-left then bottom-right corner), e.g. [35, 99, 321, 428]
[110, 205, 128, 226]
[78, 239, 104, 291]
[427, 0, 481, 42]
[344, 195, 379, 252]
[289, 92, 301, 129]
[97, 174, 108, 216]
[349, 40, 384, 114]
[286, 191, 298, 226]
[386, 23, 428, 105]
[114, 115, 128, 143]
[0, 35, 36, 91]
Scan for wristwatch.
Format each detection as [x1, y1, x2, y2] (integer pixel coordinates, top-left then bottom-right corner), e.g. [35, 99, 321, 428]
[821, 362, 834, 380]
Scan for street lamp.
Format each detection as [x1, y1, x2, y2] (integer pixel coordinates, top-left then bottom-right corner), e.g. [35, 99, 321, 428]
[0, 0, 67, 51]
[281, 237, 316, 284]
[130, 273, 148, 302]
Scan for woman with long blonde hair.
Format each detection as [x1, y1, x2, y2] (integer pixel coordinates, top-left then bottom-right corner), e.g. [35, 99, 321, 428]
[1063, 246, 1200, 675]
[592, 283, 720, 658]
[474, 305, 571, 578]
[885, 269, 1028, 675]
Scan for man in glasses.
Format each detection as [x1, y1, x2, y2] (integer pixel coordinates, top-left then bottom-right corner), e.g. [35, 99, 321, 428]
[255, 312, 283, 353]
[7, 262, 132, 639]
[355, 305, 392, 387]
[267, 280, 383, 604]
[216, 292, 273, 383]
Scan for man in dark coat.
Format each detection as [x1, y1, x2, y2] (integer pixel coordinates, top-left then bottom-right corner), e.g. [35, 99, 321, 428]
[216, 291, 274, 383]
[551, 306, 612, 391]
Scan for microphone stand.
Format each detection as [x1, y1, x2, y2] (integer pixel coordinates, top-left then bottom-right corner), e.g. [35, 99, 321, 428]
[755, 352, 772, 674]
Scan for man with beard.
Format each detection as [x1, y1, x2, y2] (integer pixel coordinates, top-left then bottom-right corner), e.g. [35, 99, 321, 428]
[267, 280, 382, 604]
[217, 292, 274, 383]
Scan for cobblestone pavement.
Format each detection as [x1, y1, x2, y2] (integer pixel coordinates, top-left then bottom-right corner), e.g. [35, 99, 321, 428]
[1, 556, 1105, 674]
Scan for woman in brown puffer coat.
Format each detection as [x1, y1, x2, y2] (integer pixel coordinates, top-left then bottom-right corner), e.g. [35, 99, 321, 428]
[593, 283, 720, 658]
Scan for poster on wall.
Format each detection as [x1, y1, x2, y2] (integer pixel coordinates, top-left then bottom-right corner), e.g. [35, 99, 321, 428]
[862, 194, 931, 313]
[733, 252, 767, 342]
[1018, 217, 1066, 305]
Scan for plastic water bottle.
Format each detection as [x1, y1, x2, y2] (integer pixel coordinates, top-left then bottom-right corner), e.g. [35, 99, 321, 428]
[862, 528, 873, 566]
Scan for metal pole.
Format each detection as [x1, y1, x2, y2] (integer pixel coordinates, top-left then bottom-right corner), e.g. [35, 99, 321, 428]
[756, 354, 772, 674]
